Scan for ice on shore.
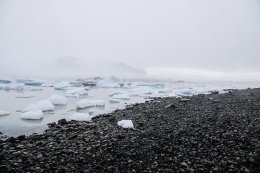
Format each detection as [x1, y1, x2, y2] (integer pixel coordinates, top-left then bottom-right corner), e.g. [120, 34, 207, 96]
[23, 100, 55, 112]
[54, 82, 70, 90]
[49, 94, 67, 105]
[67, 113, 92, 122]
[66, 87, 88, 97]
[76, 99, 105, 109]
[21, 110, 43, 120]
[112, 94, 130, 100]
[97, 76, 122, 88]
[0, 110, 10, 116]
[117, 120, 134, 128]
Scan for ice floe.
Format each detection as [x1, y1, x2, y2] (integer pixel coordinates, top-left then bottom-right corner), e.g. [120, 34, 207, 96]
[54, 82, 70, 90]
[109, 99, 121, 103]
[66, 88, 88, 97]
[97, 76, 123, 88]
[117, 120, 134, 128]
[111, 94, 130, 100]
[0, 76, 13, 84]
[0, 110, 10, 116]
[67, 113, 92, 122]
[23, 100, 54, 112]
[49, 94, 67, 105]
[130, 87, 154, 96]
[21, 110, 43, 120]
[76, 99, 105, 109]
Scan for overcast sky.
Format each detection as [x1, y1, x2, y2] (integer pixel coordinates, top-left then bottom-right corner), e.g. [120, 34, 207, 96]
[0, 0, 260, 81]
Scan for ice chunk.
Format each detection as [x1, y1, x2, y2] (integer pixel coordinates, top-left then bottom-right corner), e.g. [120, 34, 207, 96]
[21, 110, 43, 120]
[112, 94, 130, 100]
[0, 110, 10, 116]
[109, 99, 121, 103]
[67, 113, 92, 122]
[66, 87, 88, 96]
[49, 94, 67, 105]
[23, 100, 54, 112]
[0, 83, 24, 91]
[89, 109, 94, 115]
[130, 87, 154, 96]
[0, 76, 13, 84]
[176, 89, 194, 96]
[97, 75, 122, 88]
[157, 88, 172, 94]
[76, 99, 105, 109]
[54, 82, 70, 90]
[117, 120, 134, 128]
[135, 82, 165, 88]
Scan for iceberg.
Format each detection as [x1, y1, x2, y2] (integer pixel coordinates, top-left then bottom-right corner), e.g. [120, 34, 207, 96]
[54, 82, 70, 90]
[112, 94, 130, 100]
[0, 76, 13, 84]
[135, 82, 165, 88]
[117, 120, 134, 128]
[130, 87, 154, 96]
[66, 87, 88, 96]
[0, 83, 24, 91]
[67, 113, 92, 122]
[0, 110, 10, 116]
[76, 99, 105, 109]
[21, 110, 43, 120]
[23, 100, 55, 112]
[49, 94, 67, 105]
[109, 99, 121, 103]
[96, 75, 123, 88]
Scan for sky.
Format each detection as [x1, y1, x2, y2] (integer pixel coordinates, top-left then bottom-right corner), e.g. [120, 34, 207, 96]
[0, 0, 260, 81]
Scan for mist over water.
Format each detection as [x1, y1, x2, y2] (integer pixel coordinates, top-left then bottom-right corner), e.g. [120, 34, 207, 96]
[0, 0, 260, 81]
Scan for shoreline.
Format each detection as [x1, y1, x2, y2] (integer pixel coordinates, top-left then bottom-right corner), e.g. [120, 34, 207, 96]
[1, 88, 260, 172]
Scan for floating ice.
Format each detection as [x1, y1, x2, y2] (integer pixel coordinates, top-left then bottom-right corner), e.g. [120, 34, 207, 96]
[76, 99, 105, 109]
[157, 88, 172, 94]
[0, 110, 10, 116]
[112, 94, 130, 100]
[49, 94, 67, 105]
[67, 113, 92, 122]
[66, 87, 88, 96]
[54, 82, 70, 90]
[23, 100, 54, 112]
[176, 88, 194, 96]
[117, 120, 134, 128]
[0, 76, 13, 84]
[130, 87, 154, 96]
[21, 110, 43, 120]
[97, 75, 122, 88]
[109, 99, 121, 103]
[0, 83, 24, 91]
[135, 82, 165, 88]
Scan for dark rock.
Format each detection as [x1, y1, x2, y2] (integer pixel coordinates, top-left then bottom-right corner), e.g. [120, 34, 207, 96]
[58, 119, 67, 125]
[6, 137, 16, 143]
[17, 135, 26, 141]
[0, 165, 9, 173]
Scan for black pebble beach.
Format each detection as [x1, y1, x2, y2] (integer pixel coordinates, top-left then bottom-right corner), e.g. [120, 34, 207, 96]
[0, 88, 260, 172]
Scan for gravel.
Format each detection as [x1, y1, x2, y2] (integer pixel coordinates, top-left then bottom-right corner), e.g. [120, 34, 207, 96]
[0, 88, 260, 172]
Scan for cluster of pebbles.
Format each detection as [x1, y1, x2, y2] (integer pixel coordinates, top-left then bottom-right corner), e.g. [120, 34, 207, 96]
[0, 88, 260, 172]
